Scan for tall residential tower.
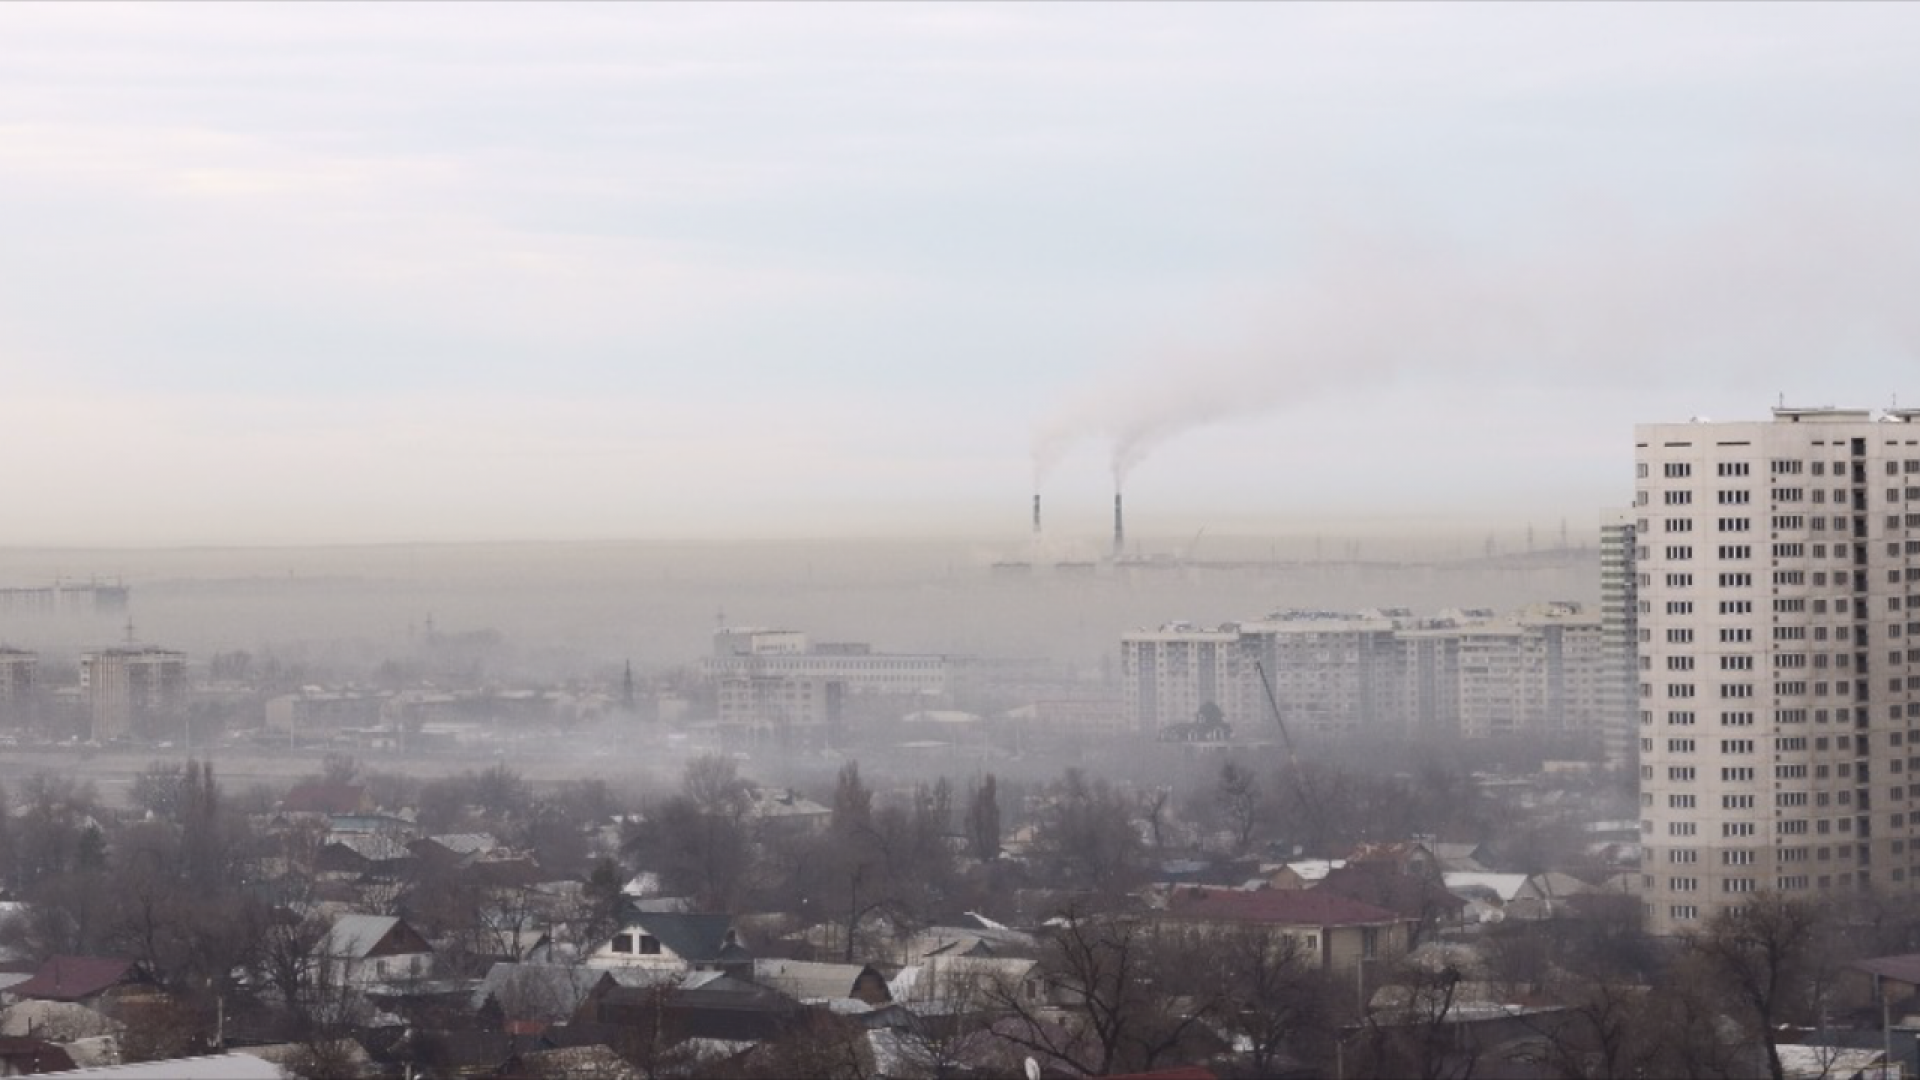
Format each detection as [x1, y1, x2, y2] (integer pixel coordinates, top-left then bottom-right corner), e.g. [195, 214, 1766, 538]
[1635, 406, 1920, 935]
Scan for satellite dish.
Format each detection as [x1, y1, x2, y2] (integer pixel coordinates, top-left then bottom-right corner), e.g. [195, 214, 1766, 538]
[1025, 1058, 1042, 1080]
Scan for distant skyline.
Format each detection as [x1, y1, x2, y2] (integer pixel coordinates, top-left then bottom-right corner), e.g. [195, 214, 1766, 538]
[5, 3, 1920, 545]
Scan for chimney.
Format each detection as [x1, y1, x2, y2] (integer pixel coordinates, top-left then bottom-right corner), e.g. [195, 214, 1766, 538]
[1032, 493, 1042, 536]
[1113, 492, 1125, 559]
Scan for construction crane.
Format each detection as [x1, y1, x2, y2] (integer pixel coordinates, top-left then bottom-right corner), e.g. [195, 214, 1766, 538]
[1255, 660, 1327, 854]
[1185, 527, 1206, 563]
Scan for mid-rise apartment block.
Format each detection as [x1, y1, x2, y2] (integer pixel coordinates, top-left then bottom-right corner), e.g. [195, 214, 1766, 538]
[1121, 605, 1606, 741]
[703, 628, 945, 742]
[0, 647, 36, 726]
[703, 629, 948, 696]
[1635, 406, 1920, 935]
[80, 645, 187, 741]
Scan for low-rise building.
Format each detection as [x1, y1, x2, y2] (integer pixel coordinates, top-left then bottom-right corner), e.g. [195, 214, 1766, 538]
[586, 911, 752, 977]
[1158, 886, 1412, 973]
[310, 914, 435, 986]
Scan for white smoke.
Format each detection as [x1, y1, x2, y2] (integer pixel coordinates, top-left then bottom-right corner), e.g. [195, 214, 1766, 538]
[1034, 173, 1920, 485]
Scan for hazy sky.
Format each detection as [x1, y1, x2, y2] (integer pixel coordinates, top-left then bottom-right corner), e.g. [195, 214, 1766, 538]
[6, 3, 1920, 547]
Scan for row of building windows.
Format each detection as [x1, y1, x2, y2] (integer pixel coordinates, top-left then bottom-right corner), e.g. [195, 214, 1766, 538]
[1638, 511, 1920, 532]
[1662, 879, 1764, 894]
[1667, 843, 1910, 865]
[1644, 702, 1920, 728]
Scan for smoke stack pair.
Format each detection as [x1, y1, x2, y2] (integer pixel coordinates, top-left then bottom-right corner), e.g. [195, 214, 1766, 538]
[1113, 491, 1124, 559]
[1033, 493, 1042, 536]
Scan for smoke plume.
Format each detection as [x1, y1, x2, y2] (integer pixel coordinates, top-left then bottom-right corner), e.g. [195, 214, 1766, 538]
[1034, 174, 1920, 484]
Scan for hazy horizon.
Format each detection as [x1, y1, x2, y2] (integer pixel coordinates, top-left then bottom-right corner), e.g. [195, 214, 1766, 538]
[5, 4, 1920, 544]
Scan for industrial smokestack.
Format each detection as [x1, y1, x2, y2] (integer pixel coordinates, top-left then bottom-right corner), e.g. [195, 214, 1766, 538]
[1033, 493, 1042, 536]
[1113, 491, 1124, 559]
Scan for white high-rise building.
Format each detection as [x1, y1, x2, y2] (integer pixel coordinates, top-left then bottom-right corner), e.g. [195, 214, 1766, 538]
[1635, 406, 1920, 935]
[80, 645, 186, 742]
[1600, 511, 1639, 770]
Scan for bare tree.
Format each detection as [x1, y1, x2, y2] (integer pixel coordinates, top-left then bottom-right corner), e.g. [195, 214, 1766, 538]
[1138, 786, 1173, 854]
[889, 964, 1003, 1080]
[965, 774, 1001, 862]
[1027, 770, 1145, 894]
[728, 1009, 872, 1080]
[1686, 893, 1823, 1080]
[1216, 760, 1263, 855]
[128, 760, 186, 820]
[985, 905, 1217, 1076]
[1522, 979, 1668, 1080]
[1206, 923, 1331, 1076]
[1358, 959, 1478, 1080]
[621, 756, 755, 910]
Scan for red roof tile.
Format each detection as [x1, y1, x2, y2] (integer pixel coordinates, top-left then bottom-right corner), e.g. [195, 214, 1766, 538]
[10, 956, 137, 1002]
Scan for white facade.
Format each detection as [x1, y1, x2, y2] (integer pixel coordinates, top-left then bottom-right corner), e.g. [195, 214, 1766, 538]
[0, 648, 36, 726]
[1635, 407, 1920, 935]
[1120, 608, 1605, 741]
[1119, 624, 1246, 732]
[1600, 512, 1640, 769]
[715, 675, 840, 740]
[80, 646, 186, 741]
[704, 628, 948, 696]
[1451, 606, 1607, 740]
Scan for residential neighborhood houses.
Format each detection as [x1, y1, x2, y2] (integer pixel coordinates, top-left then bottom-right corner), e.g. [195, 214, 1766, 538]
[0, 612, 1901, 1077]
[0, 733, 1895, 1080]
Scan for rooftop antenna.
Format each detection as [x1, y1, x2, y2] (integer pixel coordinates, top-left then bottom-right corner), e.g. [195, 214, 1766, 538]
[123, 618, 135, 645]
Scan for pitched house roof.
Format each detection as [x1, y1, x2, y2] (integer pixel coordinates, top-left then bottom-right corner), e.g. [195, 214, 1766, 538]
[473, 962, 614, 1023]
[322, 834, 414, 865]
[1163, 887, 1404, 928]
[893, 956, 1039, 1004]
[467, 853, 545, 890]
[752, 960, 889, 1004]
[667, 974, 800, 1041]
[1315, 864, 1468, 922]
[1272, 859, 1346, 885]
[9, 956, 137, 1002]
[1431, 842, 1491, 872]
[314, 914, 431, 961]
[1346, 841, 1435, 868]
[592, 972, 798, 1042]
[620, 912, 748, 965]
[425, 832, 497, 856]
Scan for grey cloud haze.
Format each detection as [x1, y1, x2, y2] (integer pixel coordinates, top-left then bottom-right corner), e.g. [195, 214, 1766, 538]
[2, 3, 1919, 544]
